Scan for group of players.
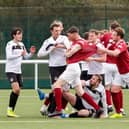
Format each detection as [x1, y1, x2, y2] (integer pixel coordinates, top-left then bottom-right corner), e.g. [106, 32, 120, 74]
[5, 19, 129, 119]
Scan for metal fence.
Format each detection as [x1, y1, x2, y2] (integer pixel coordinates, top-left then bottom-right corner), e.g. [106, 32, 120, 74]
[0, 5, 129, 88]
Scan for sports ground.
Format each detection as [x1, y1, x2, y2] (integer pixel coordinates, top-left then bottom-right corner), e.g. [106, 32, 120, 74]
[0, 89, 129, 129]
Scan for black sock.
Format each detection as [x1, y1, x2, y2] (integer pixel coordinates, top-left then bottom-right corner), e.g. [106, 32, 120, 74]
[47, 95, 56, 113]
[69, 112, 86, 118]
[9, 91, 19, 111]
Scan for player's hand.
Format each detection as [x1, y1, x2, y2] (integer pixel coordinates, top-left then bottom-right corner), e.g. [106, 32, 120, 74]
[30, 46, 36, 54]
[55, 43, 66, 49]
[21, 50, 26, 56]
[85, 57, 94, 62]
[65, 49, 72, 57]
[81, 80, 86, 87]
[49, 46, 56, 52]
[97, 47, 107, 53]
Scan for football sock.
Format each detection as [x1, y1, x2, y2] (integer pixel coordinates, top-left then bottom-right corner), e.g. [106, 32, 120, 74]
[9, 91, 19, 111]
[119, 90, 123, 109]
[82, 93, 100, 110]
[111, 92, 121, 113]
[54, 88, 62, 111]
[106, 90, 112, 107]
[44, 92, 53, 106]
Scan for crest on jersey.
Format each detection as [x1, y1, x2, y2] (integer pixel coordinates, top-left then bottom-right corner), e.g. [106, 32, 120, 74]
[54, 76, 58, 81]
[89, 43, 93, 46]
[10, 78, 14, 82]
[118, 45, 122, 48]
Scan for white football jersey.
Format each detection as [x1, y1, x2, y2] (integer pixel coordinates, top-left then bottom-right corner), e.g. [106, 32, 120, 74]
[5, 40, 32, 73]
[82, 81, 108, 117]
[37, 35, 71, 67]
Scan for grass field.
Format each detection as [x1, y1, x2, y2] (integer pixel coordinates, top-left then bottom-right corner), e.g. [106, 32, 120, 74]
[0, 89, 129, 129]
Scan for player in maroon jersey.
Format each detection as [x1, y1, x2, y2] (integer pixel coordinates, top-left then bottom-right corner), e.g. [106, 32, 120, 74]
[98, 27, 129, 118]
[49, 26, 103, 118]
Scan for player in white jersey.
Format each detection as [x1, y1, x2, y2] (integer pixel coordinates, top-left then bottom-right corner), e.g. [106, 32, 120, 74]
[37, 20, 71, 115]
[5, 27, 36, 117]
[61, 74, 107, 118]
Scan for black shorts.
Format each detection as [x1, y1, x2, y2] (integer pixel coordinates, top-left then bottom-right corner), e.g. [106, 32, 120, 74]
[73, 95, 95, 117]
[73, 95, 86, 110]
[80, 70, 88, 81]
[49, 66, 66, 84]
[6, 72, 23, 87]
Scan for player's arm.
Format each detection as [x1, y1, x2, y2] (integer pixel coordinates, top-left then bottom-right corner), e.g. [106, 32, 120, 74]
[6, 44, 22, 60]
[87, 52, 106, 62]
[97, 45, 120, 57]
[103, 48, 120, 57]
[37, 41, 55, 57]
[55, 37, 71, 49]
[65, 44, 81, 58]
[81, 80, 90, 88]
[23, 46, 36, 59]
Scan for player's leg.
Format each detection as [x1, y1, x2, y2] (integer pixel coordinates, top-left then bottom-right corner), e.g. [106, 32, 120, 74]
[110, 72, 124, 118]
[48, 78, 66, 117]
[6, 73, 21, 117]
[40, 66, 66, 115]
[75, 84, 100, 111]
[71, 82, 103, 118]
[103, 63, 113, 113]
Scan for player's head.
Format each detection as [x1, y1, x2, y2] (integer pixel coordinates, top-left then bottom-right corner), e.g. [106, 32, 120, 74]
[97, 29, 108, 39]
[50, 20, 64, 31]
[11, 27, 23, 42]
[50, 22, 62, 39]
[66, 26, 79, 41]
[110, 21, 121, 32]
[88, 29, 98, 43]
[112, 27, 125, 41]
[83, 32, 89, 40]
[90, 74, 102, 88]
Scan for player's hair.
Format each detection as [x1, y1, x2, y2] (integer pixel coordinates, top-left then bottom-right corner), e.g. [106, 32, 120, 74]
[66, 26, 79, 33]
[114, 27, 125, 39]
[99, 29, 108, 35]
[83, 32, 89, 40]
[94, 74, 103, 83]
[110, 21, 121, 30]
[89, 29, 98, 35]
[50, 20, 63, 30]
[11, 27, 23, 39]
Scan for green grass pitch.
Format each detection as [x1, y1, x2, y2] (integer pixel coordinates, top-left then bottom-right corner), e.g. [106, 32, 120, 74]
[0, 89, 129, 129]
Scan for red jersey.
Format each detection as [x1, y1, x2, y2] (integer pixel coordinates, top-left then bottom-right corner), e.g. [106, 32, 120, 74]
[101, 32, 117, 64]
[101, 32, 112, 47]
[67, 39, 97, 64]
[114, 39, 129, 74]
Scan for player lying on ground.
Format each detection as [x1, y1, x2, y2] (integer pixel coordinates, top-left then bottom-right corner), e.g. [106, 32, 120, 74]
[38, 74, 107, 118]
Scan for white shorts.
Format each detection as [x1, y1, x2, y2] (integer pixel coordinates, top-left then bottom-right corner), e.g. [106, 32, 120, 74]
[120, 72, 129, 88]
[103, 63, 123, 86]
[59, 63, 81, 88]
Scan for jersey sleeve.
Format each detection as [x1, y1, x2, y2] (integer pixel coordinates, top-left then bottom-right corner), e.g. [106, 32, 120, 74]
[115, 41, 127, 53]
[37, 40, 54, 57]
[76, 40, 85, 49]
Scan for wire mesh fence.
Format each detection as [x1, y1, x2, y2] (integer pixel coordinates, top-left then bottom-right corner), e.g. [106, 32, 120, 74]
[0, 5, 129, 88]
